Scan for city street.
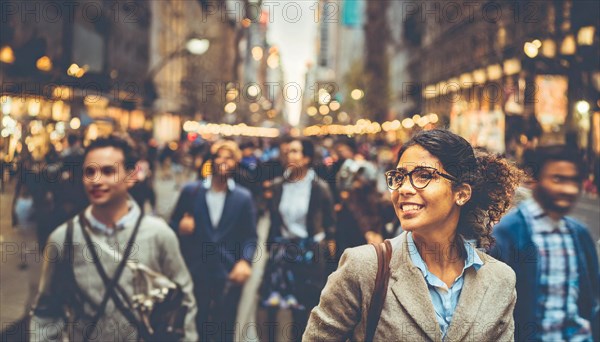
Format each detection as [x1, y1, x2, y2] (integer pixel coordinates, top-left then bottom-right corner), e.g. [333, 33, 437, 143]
[1, 171, 599, 339]
[2, 1, 599, 340]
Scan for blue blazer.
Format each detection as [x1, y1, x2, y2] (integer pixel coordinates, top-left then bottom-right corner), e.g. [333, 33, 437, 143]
[490, 206, 600, 341]
[170, 180, 258, 281]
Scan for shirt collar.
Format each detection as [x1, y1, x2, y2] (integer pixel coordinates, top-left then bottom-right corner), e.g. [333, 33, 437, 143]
[520, 197, 547, 219]
[407, 232, 483, 279]
[520, 197, 569, 233]
[202, 175, 236, 191]
[283, 168, 316, 183]
[84, 199, 140, 236]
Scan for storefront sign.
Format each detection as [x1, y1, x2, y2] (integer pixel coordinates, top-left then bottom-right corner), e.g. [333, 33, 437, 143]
[534, 75, 568, 131]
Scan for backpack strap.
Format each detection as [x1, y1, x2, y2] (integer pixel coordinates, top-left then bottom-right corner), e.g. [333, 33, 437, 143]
[365, 239, 393, 341]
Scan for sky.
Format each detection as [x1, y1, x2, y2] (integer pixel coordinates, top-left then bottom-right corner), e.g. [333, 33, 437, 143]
[266, 0, 319, 126]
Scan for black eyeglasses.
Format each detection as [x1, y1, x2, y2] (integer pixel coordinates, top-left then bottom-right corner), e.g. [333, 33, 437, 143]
[384, 166, 458, 190]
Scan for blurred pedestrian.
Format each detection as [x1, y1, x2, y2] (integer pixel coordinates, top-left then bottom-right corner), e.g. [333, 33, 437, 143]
[30, 135, 197, 341]
[237, 141, 264, 210]
[171, 142, 185, 188]
[334, 137, 377, 198]
[129, 143, 157, 214]
[52, 134, 88, 229]
[170, 139, 257, 342]
[330, 137, 379, 259]
[490, 145, 600, 341]
[159, 142, 174, 180]
[261, 137, 335, 341]
[335, 167, 396, 252]
[304, 129, 523, 341]
[260, 136, 292, 183]
[12, 164, 41, 306]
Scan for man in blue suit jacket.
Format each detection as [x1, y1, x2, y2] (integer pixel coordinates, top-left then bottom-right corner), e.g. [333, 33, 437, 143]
[490, 145, 599, 341]
[171, 140, 257, 342]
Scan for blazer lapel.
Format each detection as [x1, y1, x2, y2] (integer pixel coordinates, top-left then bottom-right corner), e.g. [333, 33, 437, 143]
[196, 187, 214, 231]
[389, 234, 443, 342]
[445, 259, 489, 342]
[214, 190, 235, 240]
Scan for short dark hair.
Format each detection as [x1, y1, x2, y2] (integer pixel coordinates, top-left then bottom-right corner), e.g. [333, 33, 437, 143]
[530, 145, 584, 180]
[84, 135, 139, 170]
[335, 136, 357, 153]
[294, 137, 315, 167]
[279, 136, 294, 146]
[239, 141, 256, 150]
[67, 134, 80, 146]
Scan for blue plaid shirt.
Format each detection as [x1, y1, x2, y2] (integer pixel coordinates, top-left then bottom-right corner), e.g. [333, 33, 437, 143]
[521, 198, 593, 341]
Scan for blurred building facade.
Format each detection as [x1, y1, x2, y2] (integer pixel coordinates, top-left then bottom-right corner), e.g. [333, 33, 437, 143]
[229, 5, 285, 128]
[0, 0, 151, 162]
[153, 0, 286, 144]
[0, 0, 273, 152]
[304, 0, 415, 132]
[149, 0, 239, 143]
[405, 0, 600, 159]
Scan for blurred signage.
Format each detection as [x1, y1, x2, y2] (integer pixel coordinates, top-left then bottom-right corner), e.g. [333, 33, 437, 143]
[342, 0, 363, 27]
[154, 113, 181, 144]
[534, 75, 568, 131]
[453, 109, 505, 154]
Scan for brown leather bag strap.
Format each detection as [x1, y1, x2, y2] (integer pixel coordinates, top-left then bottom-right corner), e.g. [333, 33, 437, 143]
[365, 240, 393, 341]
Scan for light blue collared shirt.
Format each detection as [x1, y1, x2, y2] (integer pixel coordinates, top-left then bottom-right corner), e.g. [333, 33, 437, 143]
[84, 200, 140, 236]
[407, 232, 484, 339]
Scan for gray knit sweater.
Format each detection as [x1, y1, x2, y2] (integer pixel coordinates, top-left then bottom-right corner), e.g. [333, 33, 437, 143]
[30, 205, 198, 341]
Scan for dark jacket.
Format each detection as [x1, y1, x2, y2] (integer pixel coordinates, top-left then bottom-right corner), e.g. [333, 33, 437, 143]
[267, 175, 335, 243]
[170, 180, 258, 281]
[490, 206, 600, 341]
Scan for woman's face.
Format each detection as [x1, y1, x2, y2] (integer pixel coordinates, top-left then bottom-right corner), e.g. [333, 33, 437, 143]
[391, 145, 462, 235]
[286, 140, 310, 170]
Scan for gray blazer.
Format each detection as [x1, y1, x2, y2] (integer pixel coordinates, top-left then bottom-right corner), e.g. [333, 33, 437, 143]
[304, 232, 516, 341]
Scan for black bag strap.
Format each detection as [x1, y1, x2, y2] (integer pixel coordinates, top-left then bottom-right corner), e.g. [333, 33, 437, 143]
[78, 211, 147, 341]
[63, 219, 100, 312]
[365, 239, 393, 342]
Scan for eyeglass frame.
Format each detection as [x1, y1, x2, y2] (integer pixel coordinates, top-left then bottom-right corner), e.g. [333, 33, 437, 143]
[384, 166, 459, 191]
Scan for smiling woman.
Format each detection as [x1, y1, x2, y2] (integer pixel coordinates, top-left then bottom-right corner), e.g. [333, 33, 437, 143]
[394, 130, 525, 248]
[304, 129, 525, 342]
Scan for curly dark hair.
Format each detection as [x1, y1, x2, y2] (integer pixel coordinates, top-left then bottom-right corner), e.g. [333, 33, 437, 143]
[397, 129, 524, 248]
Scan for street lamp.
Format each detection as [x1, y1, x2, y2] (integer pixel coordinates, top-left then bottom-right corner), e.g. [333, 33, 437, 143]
[144, 37, 210, 107]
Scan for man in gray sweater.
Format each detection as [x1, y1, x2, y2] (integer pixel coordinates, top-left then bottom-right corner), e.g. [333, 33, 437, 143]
[30, 135, 197, 341]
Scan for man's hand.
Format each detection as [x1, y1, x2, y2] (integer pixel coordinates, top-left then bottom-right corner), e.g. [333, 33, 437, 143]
[229, 260, 252, 285]
[178, 213, 195, 236]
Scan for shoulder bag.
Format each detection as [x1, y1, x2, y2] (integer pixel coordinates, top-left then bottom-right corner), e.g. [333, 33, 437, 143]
[365, 239, 393, 342]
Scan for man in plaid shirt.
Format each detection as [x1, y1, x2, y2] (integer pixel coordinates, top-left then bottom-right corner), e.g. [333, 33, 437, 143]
[491, 145, 599, 341]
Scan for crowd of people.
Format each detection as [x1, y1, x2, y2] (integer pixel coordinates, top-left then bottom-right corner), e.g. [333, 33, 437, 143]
[4, 129, 599, 341]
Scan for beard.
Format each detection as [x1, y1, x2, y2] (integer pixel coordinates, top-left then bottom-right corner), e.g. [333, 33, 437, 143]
[534, 186, 577, 216]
